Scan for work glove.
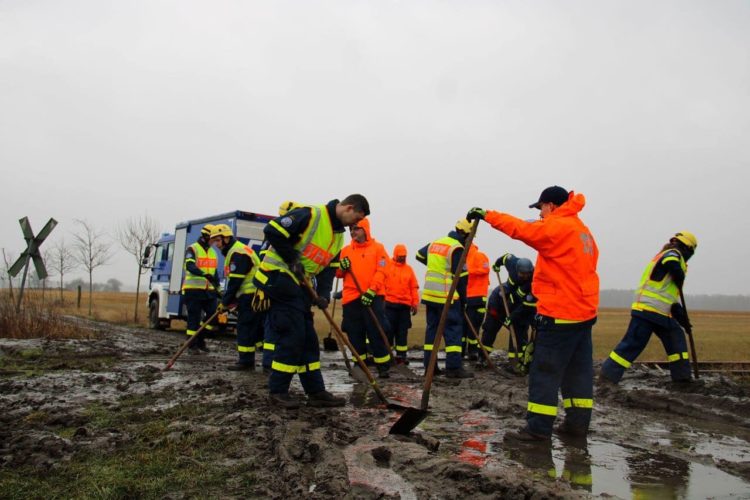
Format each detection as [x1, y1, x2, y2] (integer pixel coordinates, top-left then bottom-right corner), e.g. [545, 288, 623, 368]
[518, 342, 534, 376]
[360, 288, 376, 307]
[290, 261, 306, 281]
[332, 290, 343, 300]
[670, 303, 692, 331]
[492, 258, 504, 273]
[502, 317, 512, 329]
[340, 257, 351, 271]
[466, 207, 486, 221]
[217, 302, 227, 313]
[206, 273, 220, 287]
[251, 290, 271, 312]
[314, 296, 329, 310]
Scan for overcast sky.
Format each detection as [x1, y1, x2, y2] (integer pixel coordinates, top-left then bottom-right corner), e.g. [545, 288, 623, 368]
[1, 1, 748, 295]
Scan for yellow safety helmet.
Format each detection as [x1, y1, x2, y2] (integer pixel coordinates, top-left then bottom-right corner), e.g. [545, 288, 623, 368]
[200, 224, 215, 237]
[210, 224, 233, 239]
[455, 218, 472, 234]
[673, 231, 698, 250]
[278, 200, 301, 216]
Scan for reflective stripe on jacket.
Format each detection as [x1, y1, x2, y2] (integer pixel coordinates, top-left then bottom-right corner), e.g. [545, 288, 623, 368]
[225, 240, 261, 297]
[631, 249, 686, 316]
[421, 236, 462, 304]
[257, 205, 343, 283]
[182, 242, 218, 291]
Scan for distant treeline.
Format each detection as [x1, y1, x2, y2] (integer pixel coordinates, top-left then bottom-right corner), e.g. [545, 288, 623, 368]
[600, 289, 750, 312]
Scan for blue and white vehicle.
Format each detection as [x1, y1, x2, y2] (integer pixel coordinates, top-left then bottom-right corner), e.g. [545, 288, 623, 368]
[143, 210, 273, 330]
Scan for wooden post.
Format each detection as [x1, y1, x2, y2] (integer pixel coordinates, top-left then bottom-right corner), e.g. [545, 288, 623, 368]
[77, 285, 82, 309]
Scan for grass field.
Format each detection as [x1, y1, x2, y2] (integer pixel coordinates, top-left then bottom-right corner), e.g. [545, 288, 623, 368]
[5, 289, 750, 362]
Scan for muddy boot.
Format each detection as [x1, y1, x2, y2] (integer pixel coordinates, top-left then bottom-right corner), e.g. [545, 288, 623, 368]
[467, 352, 479, 362]
[445, 367, 475, 379]
[228, 362, 254, 371]
[269, 393, 300, 410]
[504, 428, 550, 443]
[376, 364, 390, 379]
[554, 422, 588, 439]
[307, 390, 346, 408]
[188, 346, 205, 356]
[423, 365, 442, 377]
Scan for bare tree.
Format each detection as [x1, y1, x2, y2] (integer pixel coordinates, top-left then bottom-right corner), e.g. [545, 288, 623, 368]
[46, 239, 77, 302]
[72, 219, 113, 316]
[116, 214, 160, 322]
[2, 248, 16, 301]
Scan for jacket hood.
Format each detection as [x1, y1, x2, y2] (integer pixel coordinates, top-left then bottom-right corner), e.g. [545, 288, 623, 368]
[352, 217, 372, 247]
[554, 191, 586, 217]
[393, 244, 407, 258]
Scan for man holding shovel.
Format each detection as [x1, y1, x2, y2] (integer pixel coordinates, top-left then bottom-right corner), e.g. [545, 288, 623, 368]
[467, 185, 599, 441]
[337, 217, 392, 378]
[415, 219, 475, 379]
[253, 195, 370, 409]
[600, 231, 697, 385]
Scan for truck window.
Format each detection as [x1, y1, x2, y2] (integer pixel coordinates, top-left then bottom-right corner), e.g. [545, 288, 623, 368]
[166, 243, 174, 261]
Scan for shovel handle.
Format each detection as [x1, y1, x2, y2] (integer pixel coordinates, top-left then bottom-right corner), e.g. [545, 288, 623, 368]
[494, 270, 519, 366]
[679, 289, 700, 379]
[421, 219, 480, 410]
[165, 309, 221, 370]
[302, 279, 390, 404]
[462, 309, 499, 372]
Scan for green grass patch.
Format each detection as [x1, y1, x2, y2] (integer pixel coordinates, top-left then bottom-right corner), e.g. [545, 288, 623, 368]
[1, 396, 255, 499]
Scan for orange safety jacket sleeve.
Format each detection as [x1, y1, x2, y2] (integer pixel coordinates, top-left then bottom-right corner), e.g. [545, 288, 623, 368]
[409, 267, 420, 307]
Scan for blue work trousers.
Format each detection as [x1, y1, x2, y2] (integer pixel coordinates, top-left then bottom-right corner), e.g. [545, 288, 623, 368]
[526, 319, 594, 437]
[184, 291, 218, 348]
[423, 302, 463, 370]
[234, 294, 264, 366]
[601, 311, 691, 383]
[385, 302, 412, 358]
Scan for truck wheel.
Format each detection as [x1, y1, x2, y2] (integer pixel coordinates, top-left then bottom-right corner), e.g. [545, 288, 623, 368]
[149, 299, 166, 330]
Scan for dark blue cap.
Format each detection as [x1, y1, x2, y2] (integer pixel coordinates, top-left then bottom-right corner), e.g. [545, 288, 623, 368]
[529, 186, 569, 209]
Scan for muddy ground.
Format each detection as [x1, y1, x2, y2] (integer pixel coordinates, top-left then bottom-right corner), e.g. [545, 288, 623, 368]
[2, 321, 750, 499]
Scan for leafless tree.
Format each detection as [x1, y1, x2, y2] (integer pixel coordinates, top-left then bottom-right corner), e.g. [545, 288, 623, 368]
[2, 248, 16, 301]
[46, 239, 77, 302]
[116, 214, 160, 322]
[72, 219, 113, 315]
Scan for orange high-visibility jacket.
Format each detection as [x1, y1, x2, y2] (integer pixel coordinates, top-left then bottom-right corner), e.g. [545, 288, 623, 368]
[484, 192, 599, 321]
[337, 217, 390, 305]
[466, 244, 490, 299]
[384, 244, 420, 307]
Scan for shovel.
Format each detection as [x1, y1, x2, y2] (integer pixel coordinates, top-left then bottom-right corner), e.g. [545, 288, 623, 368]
[347, 269, 413, 377]
[679, 289, 700, 380]
[165, 309, 222, 370]
[323, 277, 340, 352]
[303, 279, 408, 410]
[390, 218, 479, 435]
[495, 270, 519, 369]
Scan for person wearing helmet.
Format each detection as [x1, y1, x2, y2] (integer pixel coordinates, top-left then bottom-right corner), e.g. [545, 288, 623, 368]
[253, 194, 370, 409]
[414, 218, 475, 379]
[467, 185, 600, 442]
[600, 231, 698, 385]
[210, 224, 263, 371]
[181, 223, 220, 354]
[479, 253, 537, 371]
[463, 243, 490, 362]
[383, 244, 420, 364]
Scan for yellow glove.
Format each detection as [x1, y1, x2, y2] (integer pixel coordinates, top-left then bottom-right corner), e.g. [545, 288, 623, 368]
[251, 290, 271, 312]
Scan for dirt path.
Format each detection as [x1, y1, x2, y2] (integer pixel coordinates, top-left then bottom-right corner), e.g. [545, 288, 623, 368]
[2, 321, 750, 498]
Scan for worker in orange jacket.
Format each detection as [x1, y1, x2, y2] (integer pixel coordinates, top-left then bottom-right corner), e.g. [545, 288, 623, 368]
[464, 243, 490, 361]
[337, 218, 392, 378]
[467, 185, 599, 441]
[383, 244, 419, 364]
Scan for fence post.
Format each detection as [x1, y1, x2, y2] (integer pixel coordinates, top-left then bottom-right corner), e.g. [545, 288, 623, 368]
[77, 285, 82, 309]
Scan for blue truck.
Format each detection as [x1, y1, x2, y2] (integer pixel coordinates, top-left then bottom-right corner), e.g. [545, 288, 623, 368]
[143, 210, 274, 330]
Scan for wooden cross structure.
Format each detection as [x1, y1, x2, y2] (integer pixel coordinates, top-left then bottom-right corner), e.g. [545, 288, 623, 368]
[8, 217, 57, 312]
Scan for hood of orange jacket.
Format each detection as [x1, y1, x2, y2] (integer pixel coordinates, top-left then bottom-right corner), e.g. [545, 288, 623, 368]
[392, 243, 407, 259]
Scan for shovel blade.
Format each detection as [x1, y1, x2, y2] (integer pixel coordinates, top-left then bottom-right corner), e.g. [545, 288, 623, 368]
[389, 407, 428, 435]
[323, 336, 339, 352]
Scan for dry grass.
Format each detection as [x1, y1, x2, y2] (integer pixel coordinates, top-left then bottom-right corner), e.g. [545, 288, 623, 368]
[0, 292, 97, 340]
[5, 290, 749, 361]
